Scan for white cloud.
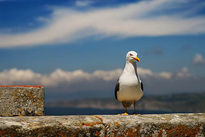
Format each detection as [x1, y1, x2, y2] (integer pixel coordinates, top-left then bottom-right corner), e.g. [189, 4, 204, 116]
[93, 69, 122, 81]
[159, 72, 172, 79]
[138, 68, 153, 76]
[75, 0, 93, 7]
[176, 67, 191, 78]
[0, 67, 172, 87]
[0, 68, 122, 87]
[0, 68, 41, 84]
[0, 67, 204, 97]
[138, 67, 172, 79]
[193, 53, 205, 65]
[0, 0, 205, 48]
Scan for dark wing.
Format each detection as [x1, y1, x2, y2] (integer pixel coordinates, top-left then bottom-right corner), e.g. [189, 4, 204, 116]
[114, 82, 120, 100]
[141, 81, 144, 91]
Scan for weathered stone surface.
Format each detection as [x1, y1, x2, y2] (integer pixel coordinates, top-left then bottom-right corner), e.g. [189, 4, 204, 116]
[0, 113, 204, 137]
[0, 85, 44, 116]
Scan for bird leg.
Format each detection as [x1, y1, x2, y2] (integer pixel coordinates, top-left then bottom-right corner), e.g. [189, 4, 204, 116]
[133, 101, 140, 115]
[121, 105, 128, 115]
[118, 102, 128, 115]
[133, 101, 136, 114]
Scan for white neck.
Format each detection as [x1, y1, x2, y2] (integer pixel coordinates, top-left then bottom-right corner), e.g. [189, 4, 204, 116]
[123, 61, 137, 76]
[119, 60, 139, 84]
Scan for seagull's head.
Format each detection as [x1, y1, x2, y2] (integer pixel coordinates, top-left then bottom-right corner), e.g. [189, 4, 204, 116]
[126, 51, 140, 63]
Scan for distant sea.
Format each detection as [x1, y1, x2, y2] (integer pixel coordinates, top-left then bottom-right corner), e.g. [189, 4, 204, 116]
[45, 107, 185, 115]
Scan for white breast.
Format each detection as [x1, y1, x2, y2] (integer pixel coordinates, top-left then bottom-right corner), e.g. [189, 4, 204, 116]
[117, 59, 143, 102]
[117, 84, 143, 101]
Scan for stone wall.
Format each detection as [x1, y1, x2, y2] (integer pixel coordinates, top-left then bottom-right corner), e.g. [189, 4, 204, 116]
[0, 113, 204, 137]
[0, 86, 204, 136]
[0, 85, 44, 116]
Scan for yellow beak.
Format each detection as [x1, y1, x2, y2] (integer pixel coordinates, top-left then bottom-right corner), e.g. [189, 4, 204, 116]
[135, 57, 140, 62]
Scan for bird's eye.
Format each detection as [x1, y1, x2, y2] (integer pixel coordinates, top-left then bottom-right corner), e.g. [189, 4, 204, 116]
[129, 53, 133, 56]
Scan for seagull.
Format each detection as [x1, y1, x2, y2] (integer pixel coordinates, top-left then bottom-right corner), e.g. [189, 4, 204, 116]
[115, 51, 143, 115]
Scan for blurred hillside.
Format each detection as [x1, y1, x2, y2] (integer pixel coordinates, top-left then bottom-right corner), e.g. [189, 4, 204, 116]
[46, 92, 205, 113]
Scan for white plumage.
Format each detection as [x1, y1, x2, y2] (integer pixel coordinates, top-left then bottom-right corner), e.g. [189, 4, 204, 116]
[115, 51, 143, 115]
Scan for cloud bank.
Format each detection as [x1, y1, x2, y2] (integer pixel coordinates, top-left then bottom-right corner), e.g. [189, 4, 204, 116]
[0, 0, 205, 47]
[0, 67, 170, 87]
[0, 67, 204, 99]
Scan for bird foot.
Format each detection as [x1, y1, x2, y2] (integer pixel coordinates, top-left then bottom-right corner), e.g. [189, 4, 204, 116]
[118, 112, 128, 115]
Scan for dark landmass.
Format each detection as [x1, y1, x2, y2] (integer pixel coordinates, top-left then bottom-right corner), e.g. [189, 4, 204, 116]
[46, 92, 205, 113]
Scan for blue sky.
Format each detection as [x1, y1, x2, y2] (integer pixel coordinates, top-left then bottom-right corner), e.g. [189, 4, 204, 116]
[0, 0, 205, 100]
